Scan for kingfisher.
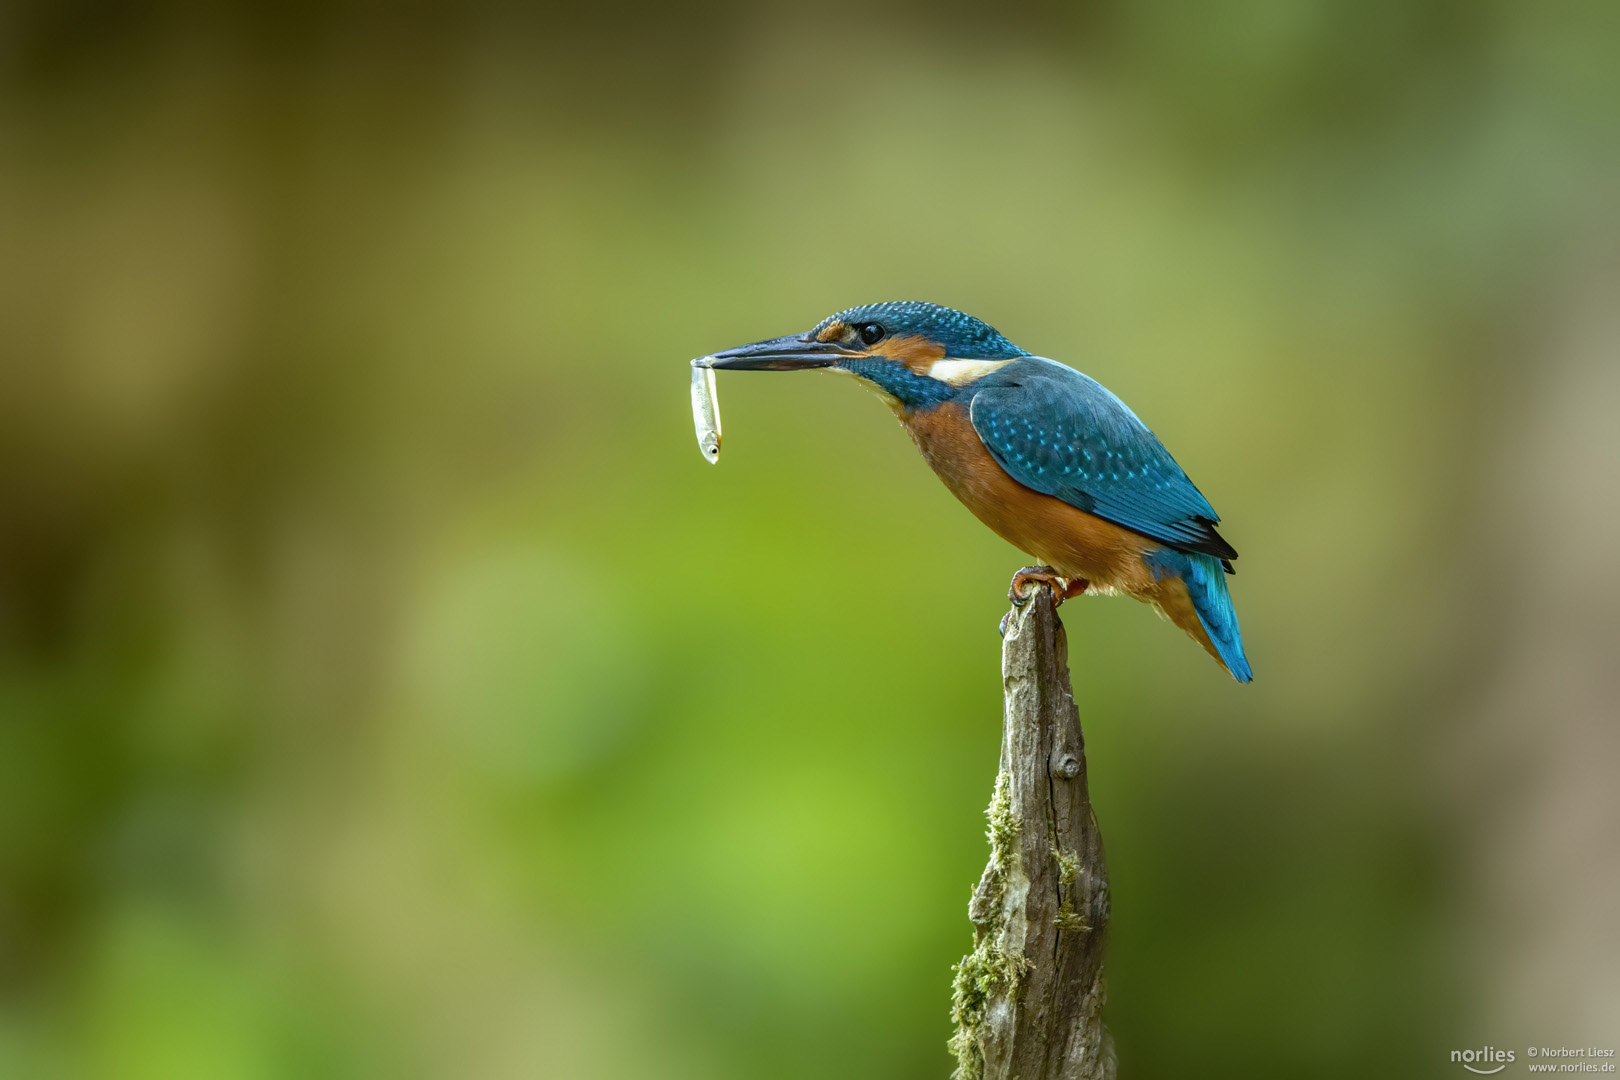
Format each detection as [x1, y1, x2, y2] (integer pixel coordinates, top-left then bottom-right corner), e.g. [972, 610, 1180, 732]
[698, 300, 1252, 682]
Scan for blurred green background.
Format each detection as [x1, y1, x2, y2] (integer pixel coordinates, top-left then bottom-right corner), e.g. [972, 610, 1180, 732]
[2, 1, 1618, 1076]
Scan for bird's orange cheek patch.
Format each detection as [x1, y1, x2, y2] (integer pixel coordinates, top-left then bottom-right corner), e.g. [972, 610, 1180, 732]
[871, 334, 947, 374]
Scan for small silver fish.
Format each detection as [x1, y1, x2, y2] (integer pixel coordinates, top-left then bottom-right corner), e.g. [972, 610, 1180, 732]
[690, 358, 721, 463]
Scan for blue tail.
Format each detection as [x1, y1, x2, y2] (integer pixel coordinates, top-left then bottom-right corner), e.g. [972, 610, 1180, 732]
[1146, 550, 1253, 683]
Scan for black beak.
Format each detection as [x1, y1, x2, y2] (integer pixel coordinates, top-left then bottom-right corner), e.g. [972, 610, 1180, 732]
[696, 334, 861, 371]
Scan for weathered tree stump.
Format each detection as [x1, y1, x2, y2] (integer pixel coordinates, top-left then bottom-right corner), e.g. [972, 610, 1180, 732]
[949, 582, 1114, 1080]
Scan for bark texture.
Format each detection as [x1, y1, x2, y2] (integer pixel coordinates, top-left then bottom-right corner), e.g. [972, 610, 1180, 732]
[949, 583, 1114, 1080]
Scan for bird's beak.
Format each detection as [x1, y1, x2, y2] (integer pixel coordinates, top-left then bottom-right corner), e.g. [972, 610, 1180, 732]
[696, 334, 861, 371]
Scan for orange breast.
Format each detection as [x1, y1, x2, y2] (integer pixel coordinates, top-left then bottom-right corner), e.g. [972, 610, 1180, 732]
[900, 402, 1160, 595]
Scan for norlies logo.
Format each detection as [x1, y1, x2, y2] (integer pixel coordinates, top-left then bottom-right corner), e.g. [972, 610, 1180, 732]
[1453, 1046, 1516, 1074]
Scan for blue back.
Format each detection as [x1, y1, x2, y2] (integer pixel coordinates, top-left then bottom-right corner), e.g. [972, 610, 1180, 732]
[967, 357, 1237, 562]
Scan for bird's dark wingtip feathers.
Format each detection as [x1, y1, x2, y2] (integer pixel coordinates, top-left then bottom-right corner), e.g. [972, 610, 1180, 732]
[1181, 519, 1238, 564]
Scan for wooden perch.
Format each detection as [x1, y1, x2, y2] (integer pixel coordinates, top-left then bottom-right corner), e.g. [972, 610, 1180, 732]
[949, 581, 1114, 1080]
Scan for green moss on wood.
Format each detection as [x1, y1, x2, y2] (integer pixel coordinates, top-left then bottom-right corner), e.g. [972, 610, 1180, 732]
[1052, 843, 1090, 934]
[948, 771, 1029, 1080]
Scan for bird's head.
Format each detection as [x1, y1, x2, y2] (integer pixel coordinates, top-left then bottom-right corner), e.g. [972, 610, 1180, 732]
[699, 301, 1028, 411]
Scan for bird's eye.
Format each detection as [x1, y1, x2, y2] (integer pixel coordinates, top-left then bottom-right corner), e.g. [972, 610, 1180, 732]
[858, 322, 885, 346]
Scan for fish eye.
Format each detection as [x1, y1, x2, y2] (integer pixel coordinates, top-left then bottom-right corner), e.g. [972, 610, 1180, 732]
[858, 322, 885, 346]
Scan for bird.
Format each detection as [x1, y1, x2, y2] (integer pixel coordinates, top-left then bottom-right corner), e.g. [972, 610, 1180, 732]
[698, 300, 1251, 682]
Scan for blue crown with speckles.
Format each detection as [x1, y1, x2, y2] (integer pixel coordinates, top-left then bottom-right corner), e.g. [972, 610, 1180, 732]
[814, 301, 1029, 360]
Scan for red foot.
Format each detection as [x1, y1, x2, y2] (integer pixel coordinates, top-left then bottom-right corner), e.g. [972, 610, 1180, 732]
[1008, 567, 1090, 607]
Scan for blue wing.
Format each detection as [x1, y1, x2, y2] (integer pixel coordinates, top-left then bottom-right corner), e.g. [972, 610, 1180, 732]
[967, 357, 1237, 562]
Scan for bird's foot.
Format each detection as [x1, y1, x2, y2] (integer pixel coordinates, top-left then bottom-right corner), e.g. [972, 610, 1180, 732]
[1009, 565, 1061, 606]
[1002, 568, 1090, 635]
[1009, 566, 1088, 606]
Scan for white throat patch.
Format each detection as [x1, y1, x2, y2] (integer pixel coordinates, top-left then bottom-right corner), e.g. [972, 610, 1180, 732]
[927, 359, 1014, 386]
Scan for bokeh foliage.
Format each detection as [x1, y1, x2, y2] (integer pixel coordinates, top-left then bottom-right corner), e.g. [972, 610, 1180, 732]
[1, 1, 1616, 1076]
